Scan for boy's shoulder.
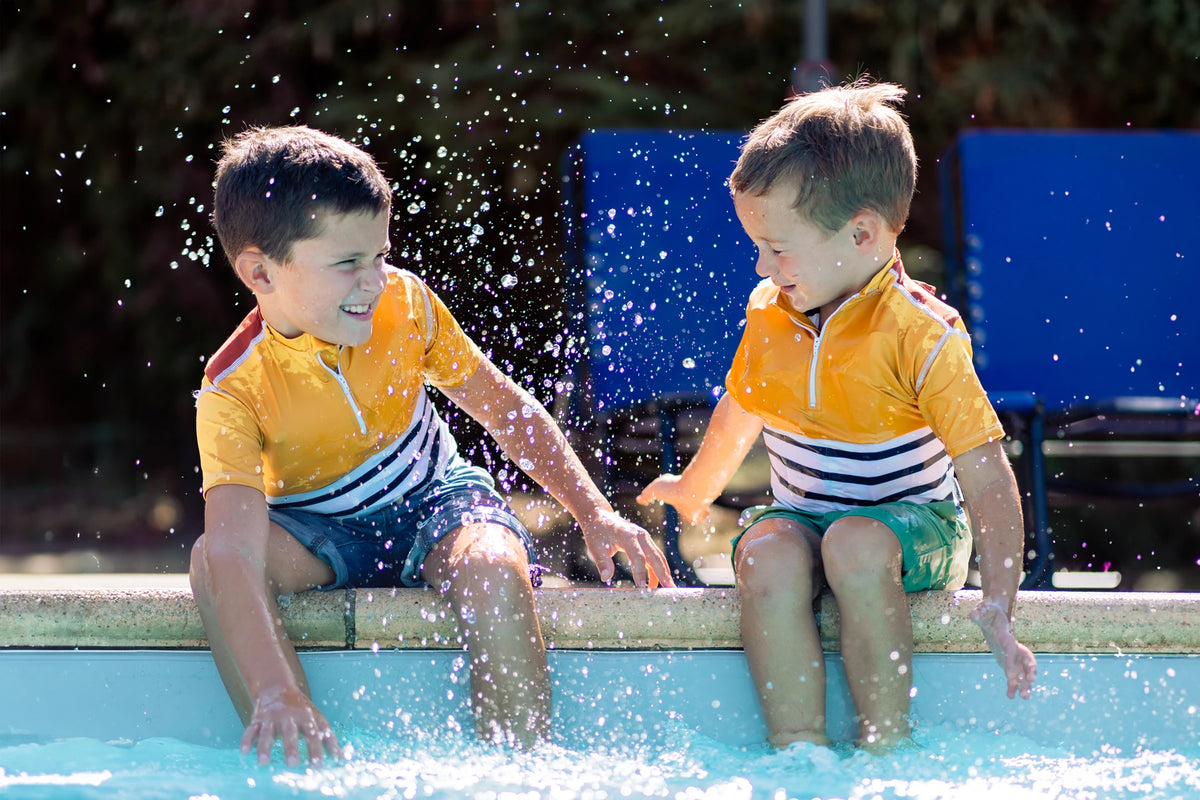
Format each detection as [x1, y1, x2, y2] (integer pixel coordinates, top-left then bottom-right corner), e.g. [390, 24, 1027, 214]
[888, 269, 963, 330]
[385, 264, 428, 299]
[203, 307, 266, 385]
[745, 277, 782, 310]
[382, 265, 436, 335]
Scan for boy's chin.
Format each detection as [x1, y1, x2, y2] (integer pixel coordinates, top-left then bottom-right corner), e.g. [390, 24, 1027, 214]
[325, 325, 373, 347]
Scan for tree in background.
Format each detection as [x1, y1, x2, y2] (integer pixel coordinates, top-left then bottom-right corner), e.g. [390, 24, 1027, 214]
[1, 0, 1197, 576]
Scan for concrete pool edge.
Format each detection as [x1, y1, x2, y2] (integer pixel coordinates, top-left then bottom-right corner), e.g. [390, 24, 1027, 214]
[1, 587, 1197, 653]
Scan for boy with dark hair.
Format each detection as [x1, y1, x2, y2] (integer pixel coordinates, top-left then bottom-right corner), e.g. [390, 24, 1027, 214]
[193, 125, 673, 765]
[639, 81, 1036, 750]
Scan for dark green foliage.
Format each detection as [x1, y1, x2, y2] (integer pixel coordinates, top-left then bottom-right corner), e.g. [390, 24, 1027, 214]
[1, 1, 1196, 578]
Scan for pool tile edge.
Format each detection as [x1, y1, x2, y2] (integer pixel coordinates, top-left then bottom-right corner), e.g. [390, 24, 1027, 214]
[0, 587, 1197, 653]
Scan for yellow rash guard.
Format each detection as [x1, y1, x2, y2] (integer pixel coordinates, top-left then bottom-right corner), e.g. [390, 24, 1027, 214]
[726, 253, 1004, 514]
[195, 267, 482, 517]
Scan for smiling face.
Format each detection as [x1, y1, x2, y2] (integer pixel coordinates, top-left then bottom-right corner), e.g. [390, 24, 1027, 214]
[240, 209, 392, 346]
[734, 181, 884, 320]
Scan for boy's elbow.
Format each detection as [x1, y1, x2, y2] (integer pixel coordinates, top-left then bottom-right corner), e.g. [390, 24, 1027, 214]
[189, 533, 215, 597]
[189, 531, 259, 593]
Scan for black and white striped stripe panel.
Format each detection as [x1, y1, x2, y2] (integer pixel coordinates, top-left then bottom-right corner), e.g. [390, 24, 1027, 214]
[266, 388, 456, 518]
[763, 424, 960, 513]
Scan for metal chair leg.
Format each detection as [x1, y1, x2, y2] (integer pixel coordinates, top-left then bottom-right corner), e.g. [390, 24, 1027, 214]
[1021, 407, 1054, 589]
[658, 405, 701, 586]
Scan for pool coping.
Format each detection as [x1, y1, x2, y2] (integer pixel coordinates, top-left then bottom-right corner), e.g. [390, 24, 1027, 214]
[1, 587, 1197, 653]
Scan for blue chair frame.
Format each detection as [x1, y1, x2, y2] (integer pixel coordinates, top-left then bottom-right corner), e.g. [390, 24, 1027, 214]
[940, 130, 1200, 588]
[558, 130, 763, 584]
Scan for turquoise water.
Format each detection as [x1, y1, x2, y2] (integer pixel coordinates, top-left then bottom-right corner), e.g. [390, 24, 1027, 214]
[2, 722, 1198, 799]
[2, 650, 1198, 798]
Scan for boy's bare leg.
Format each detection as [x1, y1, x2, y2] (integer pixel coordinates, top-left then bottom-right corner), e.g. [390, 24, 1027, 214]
[189, 522, 338, 762]
[734, 518, 831, 748]
[421, 523, 551, 748]
[821, 516, 913, 750]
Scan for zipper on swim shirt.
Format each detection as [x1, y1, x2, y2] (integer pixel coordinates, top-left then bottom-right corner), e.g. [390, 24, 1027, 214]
[785, 319, 823, 410]
[807, 332, 822, 409]
[802, 294, 858, 410]
[317, 349, 368, 435]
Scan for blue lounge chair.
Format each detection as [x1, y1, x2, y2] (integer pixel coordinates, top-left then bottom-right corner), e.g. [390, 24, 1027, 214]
[558, 130, 765, 584]
[939, 130, 1200, 588]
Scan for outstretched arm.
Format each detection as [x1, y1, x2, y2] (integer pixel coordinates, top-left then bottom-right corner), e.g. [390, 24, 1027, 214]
[636, 393, 763, 524]
[192, 485, 342, 766]
[440, 357, 675, 588]
[953, 440, 1038, 700]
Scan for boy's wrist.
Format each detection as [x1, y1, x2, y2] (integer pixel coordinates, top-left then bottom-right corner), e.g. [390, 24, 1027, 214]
[559, 485, 615, 529]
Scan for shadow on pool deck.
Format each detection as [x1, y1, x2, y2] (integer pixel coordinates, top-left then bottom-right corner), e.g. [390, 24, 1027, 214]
[3, 490, 1198, 591]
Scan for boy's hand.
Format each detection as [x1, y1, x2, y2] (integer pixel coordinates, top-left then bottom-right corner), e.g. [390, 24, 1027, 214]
[636, 474, 712, 526]
[970, 599, 1038, 700]
[581, 509, 676, 588]
[242, 685, 342, 767]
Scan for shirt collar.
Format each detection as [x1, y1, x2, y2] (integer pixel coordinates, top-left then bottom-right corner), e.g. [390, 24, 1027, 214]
[261, 316, 340, 357]
[775, 249, 903, 323]
[861, 249, 903, 295]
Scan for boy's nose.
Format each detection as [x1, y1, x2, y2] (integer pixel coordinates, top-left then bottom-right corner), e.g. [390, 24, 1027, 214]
[754, 254, 773, 279]
[361, 261, 387, 292]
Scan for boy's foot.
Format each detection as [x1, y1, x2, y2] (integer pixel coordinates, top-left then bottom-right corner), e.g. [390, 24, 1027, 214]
[856, 726, 914, 754]
[769, 730, 833, 749]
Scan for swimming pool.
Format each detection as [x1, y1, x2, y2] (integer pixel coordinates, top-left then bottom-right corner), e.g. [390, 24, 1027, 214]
[2, 587, 1198, 798]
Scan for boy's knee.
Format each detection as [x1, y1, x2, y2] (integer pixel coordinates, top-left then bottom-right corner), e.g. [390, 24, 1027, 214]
[438, 525, 531, 594]
[736, 525, 817, 593]
[821, 517, 901, 584]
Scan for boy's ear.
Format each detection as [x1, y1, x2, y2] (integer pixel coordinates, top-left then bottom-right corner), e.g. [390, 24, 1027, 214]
[233, 248, 276, 293]
[848, 210, 887, 251]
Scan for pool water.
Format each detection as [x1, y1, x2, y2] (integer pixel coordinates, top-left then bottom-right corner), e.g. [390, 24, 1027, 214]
[2, 723, 1198, 799]
[2, 650, 1198, 799]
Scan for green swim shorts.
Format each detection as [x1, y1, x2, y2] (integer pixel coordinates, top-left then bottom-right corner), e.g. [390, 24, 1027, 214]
[732, 501, 972, 592]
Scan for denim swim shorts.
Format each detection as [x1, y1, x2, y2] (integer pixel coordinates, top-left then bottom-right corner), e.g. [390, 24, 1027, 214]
[268, 456, 540, 590]
[733, 500, 972, 592]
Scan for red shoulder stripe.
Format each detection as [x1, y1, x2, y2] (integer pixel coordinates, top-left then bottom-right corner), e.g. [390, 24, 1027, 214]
[204, 308, 264, 383]
[894, 257, 962, 327]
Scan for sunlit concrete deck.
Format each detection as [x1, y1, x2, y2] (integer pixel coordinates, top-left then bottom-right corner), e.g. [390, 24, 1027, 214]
[1, 581, 1197, 653]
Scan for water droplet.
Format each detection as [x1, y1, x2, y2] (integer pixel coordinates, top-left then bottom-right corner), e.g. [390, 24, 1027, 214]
[500, 274, 518, 289]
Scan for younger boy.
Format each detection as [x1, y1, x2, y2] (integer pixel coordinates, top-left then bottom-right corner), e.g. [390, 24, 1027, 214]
[192, 125, 674, 766]
[638, 80, 1036, 749]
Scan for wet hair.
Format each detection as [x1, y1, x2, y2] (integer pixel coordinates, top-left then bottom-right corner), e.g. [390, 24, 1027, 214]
[730, 78, 916, 235]
[212, 125, 391, 265]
